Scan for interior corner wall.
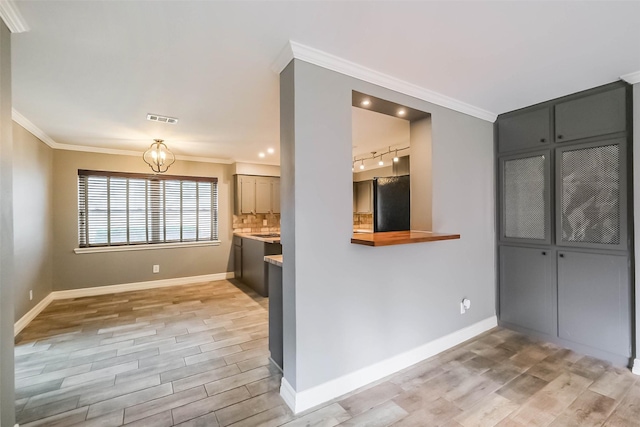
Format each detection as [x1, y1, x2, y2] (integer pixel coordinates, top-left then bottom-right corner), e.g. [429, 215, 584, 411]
[13, 122, 53, 321]
[52, 150, 234, 291]
[410, 117, 433, 231]
[0, 21, 14, 426]
[285, 59, 495, 393]
[280, 61, 297, 388]
[633, 82, 640, 368]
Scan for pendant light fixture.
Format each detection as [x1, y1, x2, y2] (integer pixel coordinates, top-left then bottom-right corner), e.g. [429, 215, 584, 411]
[143, 139, 176, 173]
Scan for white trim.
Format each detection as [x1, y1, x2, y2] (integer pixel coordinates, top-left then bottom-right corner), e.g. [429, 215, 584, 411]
[52, 272, 234, 300]
[74, 240, 221, 254]
[14, 273, 234, 335]
[14, 293, 54, 336]
[12, 109, 58, 149]
[271, 41, 498, 123]
[0, 0, 28, 33]
[280, 315, 498, 414]
[632, 359, 640, 375]
[12, 108, 234, 164]
[621, 71, 640, 85]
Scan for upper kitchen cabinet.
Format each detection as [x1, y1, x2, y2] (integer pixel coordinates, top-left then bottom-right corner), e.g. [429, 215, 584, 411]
[555, 86, 627, 143]
[234, 175, 280, 215]
[497, 107, 551, 153]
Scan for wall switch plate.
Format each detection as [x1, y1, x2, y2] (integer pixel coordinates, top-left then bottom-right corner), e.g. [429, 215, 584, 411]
[29, 290, 33, 301]
[153, 265, 160, 274]
[263, 219, 268, 226]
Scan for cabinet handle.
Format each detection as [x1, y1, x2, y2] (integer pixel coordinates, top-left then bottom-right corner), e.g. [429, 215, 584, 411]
[541, 251, 546, 255]
[557, 135, 564, 140]
[540, 138, 546, 143]
[559, 253, 565, 258]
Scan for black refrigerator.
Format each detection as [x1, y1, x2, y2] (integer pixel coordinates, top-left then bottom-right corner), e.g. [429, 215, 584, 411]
[373, 175, 410, 232]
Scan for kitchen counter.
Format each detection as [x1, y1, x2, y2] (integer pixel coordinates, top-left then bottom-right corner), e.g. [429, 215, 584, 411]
[351, 230, 460, 247]
[264, 254, 283, 267]
[233, 232, 281, 244]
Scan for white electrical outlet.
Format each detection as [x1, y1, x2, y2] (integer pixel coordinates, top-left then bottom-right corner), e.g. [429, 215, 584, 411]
[29, 290, 33, 301]
[460, 298, 471, 314]
[153, 265, 160, 274]
[263, 219, 268, 226]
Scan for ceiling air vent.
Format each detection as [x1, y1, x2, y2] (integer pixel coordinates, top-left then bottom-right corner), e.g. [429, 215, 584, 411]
[147, 113, 178, 124]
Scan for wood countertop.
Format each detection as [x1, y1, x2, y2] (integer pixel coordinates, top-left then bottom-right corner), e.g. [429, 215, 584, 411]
[351, 230, 460, 247]
[264, 255, 283, 267]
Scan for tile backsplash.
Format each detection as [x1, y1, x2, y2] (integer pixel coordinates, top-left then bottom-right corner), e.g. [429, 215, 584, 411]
[353, 213, 373, 231]
[233, 213, 281, 233]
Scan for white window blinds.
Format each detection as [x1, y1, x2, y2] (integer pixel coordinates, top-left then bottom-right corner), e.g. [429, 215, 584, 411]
[78, 170, 218, 247]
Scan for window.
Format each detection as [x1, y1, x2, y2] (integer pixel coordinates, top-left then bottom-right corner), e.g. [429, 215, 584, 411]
[78, 170, 218, 248]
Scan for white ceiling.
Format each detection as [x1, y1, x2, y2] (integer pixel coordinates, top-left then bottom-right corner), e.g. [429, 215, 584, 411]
[11, 1, 640, 164]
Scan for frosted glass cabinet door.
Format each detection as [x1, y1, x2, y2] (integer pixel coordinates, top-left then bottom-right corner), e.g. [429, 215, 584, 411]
[556, 138, 626, 250]
[500, 151, 551, 244]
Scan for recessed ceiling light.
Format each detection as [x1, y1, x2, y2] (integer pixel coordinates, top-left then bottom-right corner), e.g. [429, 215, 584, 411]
[361, 99, 371, 107]
[397, 109, 406, 116]
[267, 148, 275, 154]
[258, 152, 265, 158]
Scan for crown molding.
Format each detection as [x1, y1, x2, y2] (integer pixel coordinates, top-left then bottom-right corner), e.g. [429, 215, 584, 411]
[621, 70, 640, 85]
[271, 41, 497, 123]
[12, 108, 58, 148]
[12, 108, 234, 164]
[0, 0, 28, 33]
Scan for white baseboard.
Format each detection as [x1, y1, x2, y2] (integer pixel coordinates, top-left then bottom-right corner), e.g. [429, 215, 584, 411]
[280, 315, 498, 414]
[14, 272, 234, 336]
[14, 292, 55, 336]
[633, 359, 640, 375]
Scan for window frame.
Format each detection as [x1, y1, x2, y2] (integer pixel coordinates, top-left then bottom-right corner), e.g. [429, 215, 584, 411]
[76, 169, 220, 253]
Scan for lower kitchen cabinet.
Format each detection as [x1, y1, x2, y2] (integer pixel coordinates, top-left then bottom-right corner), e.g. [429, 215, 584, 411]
[499, 245, 556, 336]
[557, 251, 630, 358]
[233, 236, 242, 279]
[236, 237, 282, 297]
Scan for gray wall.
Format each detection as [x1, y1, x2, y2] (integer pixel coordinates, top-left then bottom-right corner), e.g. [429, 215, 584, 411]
[0, 22, 14, 426]
[52, 150, 235, 291]
[353, 165, 393, 182]
[281, 60, 495, 392]
[13, 123, 53, 320]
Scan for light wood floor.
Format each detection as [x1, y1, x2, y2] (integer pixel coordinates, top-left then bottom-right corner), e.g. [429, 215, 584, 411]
[15, 280, 640, 427]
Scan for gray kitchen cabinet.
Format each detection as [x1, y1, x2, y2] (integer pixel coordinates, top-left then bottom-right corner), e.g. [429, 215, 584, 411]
[255, 177, 271, 213]
[233, 236, 242, 279]
[557, 251, 630, 358]
[270, 177, 281, 214]
[498, 107, 550, 153]
[240, 237, 282, 297]
[499, 246, 556, 336]
[355, 180, 373, 214]
[234, 175, 281, 215]
[555, 86, 626, 143]
[499, 150, 551, 245]
[496, 82, 632, 366]
[266, 261, 283, 371]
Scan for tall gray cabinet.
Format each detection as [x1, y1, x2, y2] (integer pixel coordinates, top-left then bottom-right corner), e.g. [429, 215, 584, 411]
[496, 82, 633, 366]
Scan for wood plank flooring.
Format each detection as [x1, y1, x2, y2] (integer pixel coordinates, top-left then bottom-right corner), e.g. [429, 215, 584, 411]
[15, 279, 640, 426]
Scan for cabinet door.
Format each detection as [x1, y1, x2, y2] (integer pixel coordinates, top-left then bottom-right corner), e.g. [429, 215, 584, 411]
[498, 107, 550, 153]
[499, 246, 556, 335]
[355, 180, 372, 214]
[556, 139, 626, 250]
[500, 151, 551, 244]
[558, 251, 630, 357]
[271, 178, 280, 214]
[233, 244, 242, 279]
[240, 176, 256, 214]
[555, 86, 626, 143]
[255, 177, 271, 213]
